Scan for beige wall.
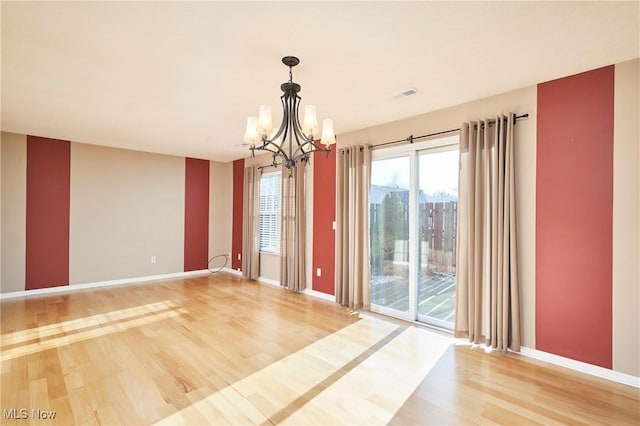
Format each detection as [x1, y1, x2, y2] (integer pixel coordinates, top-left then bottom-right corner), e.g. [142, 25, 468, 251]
[338, 86, 538, 348]
[209, 160, 233, 264]
[69, 143, 185, 284]
[0, 132, 27, 293]
[259, 252, 280, 282]
[1, 134, 235, 291]
[613, 58, 640, 376]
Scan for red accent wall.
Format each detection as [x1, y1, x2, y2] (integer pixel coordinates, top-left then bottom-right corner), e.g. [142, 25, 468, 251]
[232, 159, 244, 270]
[536, 65, 614, 368]
[184, 158, 210, 271]
[313, 150, 337, 295]
[25, 136, 70, 290]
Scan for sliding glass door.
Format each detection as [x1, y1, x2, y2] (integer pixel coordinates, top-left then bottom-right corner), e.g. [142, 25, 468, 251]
[416, 150, 458, 328]
[370, 156, 411, 317]
[370, 138, 459, 328]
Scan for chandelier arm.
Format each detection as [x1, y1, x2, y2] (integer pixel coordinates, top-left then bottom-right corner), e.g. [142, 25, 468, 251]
[287, 92, 296, 167]
[255, 143, 283, 156]
[269, 92, 290, 143]
[288, 95, 322, 162]
[254, 93, 292, 164]
[290, 131, 313, 161]
[290, 141, 330, 164]
[290, 118, 331, 161]
[305, 138, 333, 153]
[290, 126, 309, 164]
[292, 96, 332, 156]
[259, 141, 291, 164]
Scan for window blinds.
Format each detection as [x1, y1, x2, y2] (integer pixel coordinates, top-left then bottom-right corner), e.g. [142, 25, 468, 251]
[259, 172, 281, 253]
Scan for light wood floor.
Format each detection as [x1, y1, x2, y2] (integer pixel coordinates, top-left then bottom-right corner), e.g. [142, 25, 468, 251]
[1, 273, 638, 425]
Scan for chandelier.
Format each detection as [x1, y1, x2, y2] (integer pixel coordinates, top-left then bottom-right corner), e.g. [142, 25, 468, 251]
[243, 56, 336, 169]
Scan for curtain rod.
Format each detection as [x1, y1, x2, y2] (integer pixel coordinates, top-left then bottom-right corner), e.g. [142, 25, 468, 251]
[368, 113, 529, 150]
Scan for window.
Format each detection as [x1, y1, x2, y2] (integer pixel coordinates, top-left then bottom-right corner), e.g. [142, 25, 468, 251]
[259, 172, 281, 253]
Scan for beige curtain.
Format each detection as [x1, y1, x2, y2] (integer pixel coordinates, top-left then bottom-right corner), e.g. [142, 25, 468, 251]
[335, 145, 372, 310]
[242, 165, 260, 280]
[455, 113, 521, 352]
[280, 161, 306, 291]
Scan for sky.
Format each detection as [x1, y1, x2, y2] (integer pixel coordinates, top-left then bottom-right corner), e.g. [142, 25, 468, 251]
[371, 149, 459, 196]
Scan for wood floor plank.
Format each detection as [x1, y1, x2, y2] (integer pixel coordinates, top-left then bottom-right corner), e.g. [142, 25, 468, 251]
[389, 345, 640, 425]
[2, 273, 639, 425]
[281, 326, 453, 425]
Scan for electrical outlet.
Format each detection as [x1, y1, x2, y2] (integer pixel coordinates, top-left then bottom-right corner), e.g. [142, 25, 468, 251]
[332, 221, 337, 230]
[151, 256, 157, 264]
[316, 268, 321, 277]
[237, 253, 241, 261]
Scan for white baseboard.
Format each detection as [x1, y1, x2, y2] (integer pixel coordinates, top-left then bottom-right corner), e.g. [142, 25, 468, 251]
[222, 268, 243, 277]
[253, 275, 335, 302]
[520, 346, 640, 388]
[303, 288, 336, 302]
[0, 269, 337, 304]
[257, 276, 281, 287]
[0, 270, 210, 300]
[257, 277, 336, 302]
[218, 267, 336, 303]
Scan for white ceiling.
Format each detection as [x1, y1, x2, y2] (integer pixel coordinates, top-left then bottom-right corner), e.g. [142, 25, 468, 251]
[2, 1, 638, 162]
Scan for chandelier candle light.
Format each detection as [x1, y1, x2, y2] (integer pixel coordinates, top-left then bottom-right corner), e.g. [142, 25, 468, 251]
[244, 56, 336, 169]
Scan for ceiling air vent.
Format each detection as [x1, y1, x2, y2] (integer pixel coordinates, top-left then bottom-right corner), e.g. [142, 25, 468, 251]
[389, 87, 420, 99]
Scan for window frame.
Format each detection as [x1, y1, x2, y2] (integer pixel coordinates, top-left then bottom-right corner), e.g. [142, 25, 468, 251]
[258, 171, 282, 254]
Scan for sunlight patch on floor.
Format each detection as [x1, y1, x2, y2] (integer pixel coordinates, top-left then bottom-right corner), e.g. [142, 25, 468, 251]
[281, 325, 453, 425]
[1, 301, 183, 361]
[154, 315, 453, 425]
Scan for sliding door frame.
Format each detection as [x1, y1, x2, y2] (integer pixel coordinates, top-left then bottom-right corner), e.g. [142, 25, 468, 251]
[370, 135, 459, 326]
